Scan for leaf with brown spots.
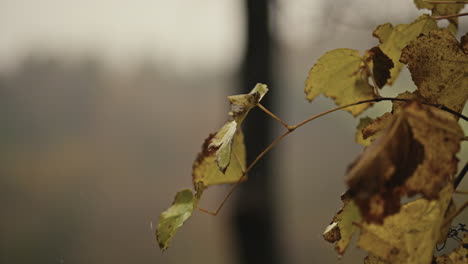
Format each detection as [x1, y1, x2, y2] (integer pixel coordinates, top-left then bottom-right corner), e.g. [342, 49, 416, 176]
[355, 113, 394, 147]
[400, 102, 463, 198]
[192, 129, 246, 194]
[373, 15, 437, 85]
[356, 117, 376, 146]
[346, 102, 463, 223]
[357, 92, 424, 147]
[461, 32, 468, 53]
[358, 184, 454, 264]
[323, 192, 362, 255]
[400, 30, 468, 113]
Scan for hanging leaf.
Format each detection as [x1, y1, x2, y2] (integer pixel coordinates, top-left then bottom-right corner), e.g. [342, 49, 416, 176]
[323, 191, 362, 255]
[208, 83, 268, 172]
[347, 108, 424, 222]
[413, 0, 465, 35]
[358, 184, 454, 264]
[400, 30, 468, 113]
[209, 121, 237, 172]
[193, 129, 246, 193]
[156, 84, 267, 251]
[157, 189, 197, 250]
[347, 102, 463, 222]
[373, 15, 437, 85]
[305, 48, 375, 116]
[228, 83, 269, 123]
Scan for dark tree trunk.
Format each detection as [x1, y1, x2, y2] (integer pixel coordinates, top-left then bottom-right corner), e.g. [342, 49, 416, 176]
[232, 1, 282, 264]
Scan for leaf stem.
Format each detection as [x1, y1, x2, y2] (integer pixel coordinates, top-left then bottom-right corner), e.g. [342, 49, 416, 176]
[291, 97, 467, 130]
[442, 200, 468, 228]
[197, 130, 292, 215]
[433, 12, 468, 20]
[198, 97, 467, 216]
[257, 103, 291, 130]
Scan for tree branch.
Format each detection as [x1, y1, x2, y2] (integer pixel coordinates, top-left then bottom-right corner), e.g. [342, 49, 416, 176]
[198, 96, 467, 215]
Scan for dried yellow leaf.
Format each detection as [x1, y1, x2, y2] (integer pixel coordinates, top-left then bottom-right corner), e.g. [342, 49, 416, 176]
[358, 184, 454, 264]
[192, 130, 246, 193]
[373, 15, 437, 85]
[323, 192, 362, 255]
[400, 30, 468, 113]
[305, 48, 375, 116]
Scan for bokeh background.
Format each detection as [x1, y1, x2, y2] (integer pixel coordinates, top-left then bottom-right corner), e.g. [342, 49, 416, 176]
[0, 0, 467, 263]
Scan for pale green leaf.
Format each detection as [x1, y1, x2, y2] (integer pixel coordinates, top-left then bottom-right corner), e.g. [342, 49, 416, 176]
[157, 189, 197, 250]
[209, 121, 237, 172]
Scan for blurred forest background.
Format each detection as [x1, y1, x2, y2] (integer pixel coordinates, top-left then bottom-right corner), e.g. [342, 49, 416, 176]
[0, 0, 467, 263]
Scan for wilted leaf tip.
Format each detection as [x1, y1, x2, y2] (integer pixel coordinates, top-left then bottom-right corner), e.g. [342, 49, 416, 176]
[228, 83, 268, 123]
[209, 121, 237, 172]
[323, 192, 362, 255]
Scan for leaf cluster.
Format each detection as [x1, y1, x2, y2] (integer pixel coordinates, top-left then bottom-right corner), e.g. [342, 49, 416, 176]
[318, 2, 468, 262]
[156, 1, 468, 263]
[157, 84, 268, 250]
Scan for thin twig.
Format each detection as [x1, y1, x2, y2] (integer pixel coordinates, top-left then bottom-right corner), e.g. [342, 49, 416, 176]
[454, 190, 468, 195]
[197, 175, 246, 216]
[433, 12, 468, 20]
[197, 130, 292, 215]
[197, 97, 468, 216]
[442, 200, 468, 228]
[234, 152, 247, 173]
[292, 97, 467, 130]
[257, 103, 291, 130]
